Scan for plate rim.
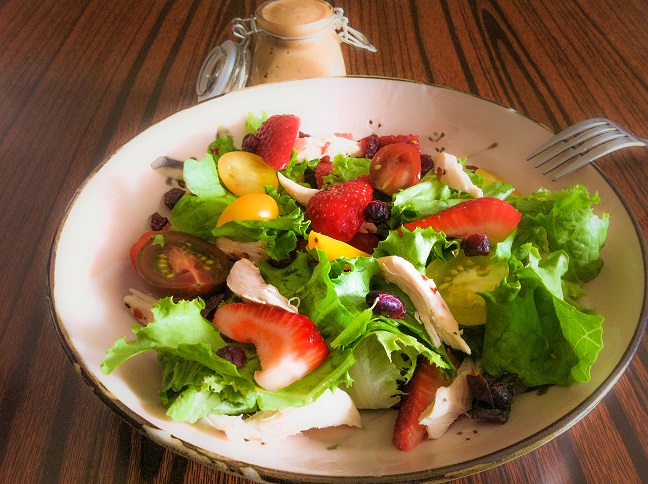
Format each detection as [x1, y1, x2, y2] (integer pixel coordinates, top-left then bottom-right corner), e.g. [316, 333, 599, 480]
[46, 76, 648, 483]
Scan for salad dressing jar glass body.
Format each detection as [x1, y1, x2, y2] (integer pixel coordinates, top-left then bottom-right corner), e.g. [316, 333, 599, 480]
[249, 0, 346, 85]
[195, 0, 375, 100]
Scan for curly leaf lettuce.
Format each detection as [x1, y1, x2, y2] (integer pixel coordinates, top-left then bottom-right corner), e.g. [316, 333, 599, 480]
[480, 245, 604, 387]
[100, 298, 353, 421]
[509, 185, 609, 282]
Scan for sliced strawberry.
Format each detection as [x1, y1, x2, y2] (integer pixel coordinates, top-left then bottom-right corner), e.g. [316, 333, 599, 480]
[314, 156, 333, 188]
[212, 302, 328, 391]
[401, 197, 522, 241]
[370, 142, 421, 196]
[306, 179, 374, 242]
[393, 356, 452, 452]
[254, 114, 301, 170]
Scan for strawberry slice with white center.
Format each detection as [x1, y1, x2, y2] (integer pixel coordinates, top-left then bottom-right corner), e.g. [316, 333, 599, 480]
[212, 302, 329, 391]
[401, 197, 522, 241]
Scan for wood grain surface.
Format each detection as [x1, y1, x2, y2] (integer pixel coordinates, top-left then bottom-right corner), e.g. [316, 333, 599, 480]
[0, 1, 646, 483]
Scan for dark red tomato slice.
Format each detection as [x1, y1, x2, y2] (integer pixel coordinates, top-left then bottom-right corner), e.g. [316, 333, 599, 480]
[134, 231, 233, 299]
[130, 230, 159, 268]
[369, 142, 421, 196]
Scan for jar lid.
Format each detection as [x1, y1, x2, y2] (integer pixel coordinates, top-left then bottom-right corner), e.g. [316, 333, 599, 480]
[195, 40, 251, 101]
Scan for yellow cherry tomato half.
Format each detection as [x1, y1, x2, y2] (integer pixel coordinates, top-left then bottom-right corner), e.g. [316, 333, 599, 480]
[308, 231, 370, 261]
[475, 167, 522, 196]
[217, 193, 280, 226]
[218, 151, 278, 196]
[426, 253, 509, 326]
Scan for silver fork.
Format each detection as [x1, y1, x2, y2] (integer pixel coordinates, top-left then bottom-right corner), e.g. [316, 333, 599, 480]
[527, 118, 647, 180]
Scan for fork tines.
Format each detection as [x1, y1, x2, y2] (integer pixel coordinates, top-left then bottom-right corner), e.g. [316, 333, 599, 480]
[527, 118, 646, 180]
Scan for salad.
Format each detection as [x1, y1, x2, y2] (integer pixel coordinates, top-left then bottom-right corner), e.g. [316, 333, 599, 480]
[101, 112, 609, 451]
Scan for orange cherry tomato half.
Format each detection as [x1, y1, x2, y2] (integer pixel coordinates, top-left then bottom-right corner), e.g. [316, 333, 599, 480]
[217, 193, 280, 227]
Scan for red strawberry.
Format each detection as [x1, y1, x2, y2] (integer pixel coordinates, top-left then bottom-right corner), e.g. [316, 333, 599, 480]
[393, 356, 452, 452]
[306, 179, 374, 242]
[401, 197, 522, 241]
[314, 156, 333, 188]
[212, 302, 328, 391]
[254, 114, 301, 170]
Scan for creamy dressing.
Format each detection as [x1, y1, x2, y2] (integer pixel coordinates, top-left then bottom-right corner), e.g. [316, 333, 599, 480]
[260, 0, 330, 25]
[249, 0, 346, 85]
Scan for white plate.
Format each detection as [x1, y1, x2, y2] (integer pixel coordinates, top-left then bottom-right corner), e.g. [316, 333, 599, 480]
[48, 77, 647, 482]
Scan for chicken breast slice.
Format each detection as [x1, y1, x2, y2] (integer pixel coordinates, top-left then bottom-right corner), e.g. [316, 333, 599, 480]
[215, 237, 268, 263]
[277, 172, 320, 206]
[123, 288, 158, 324]
[226, 258, 298, 313]
[206, 388, 362, 443]
[293, 134, 363, 162]
[432, 152, 483, 198]
[419, 358, 476, 438]
[377, 256, 471, 354]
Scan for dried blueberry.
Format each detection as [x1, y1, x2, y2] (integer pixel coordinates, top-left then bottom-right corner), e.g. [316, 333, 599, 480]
[366, 290, 406, 318]
[462, 233, 490, 256]
[363, 200, 392, 225]
[217, 345, 248, 368]
[164, 187, 186, 209]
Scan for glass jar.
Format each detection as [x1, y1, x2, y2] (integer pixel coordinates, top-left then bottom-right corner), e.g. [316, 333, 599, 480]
[196, 0, 375, 101]
[249, 0, 346, 85]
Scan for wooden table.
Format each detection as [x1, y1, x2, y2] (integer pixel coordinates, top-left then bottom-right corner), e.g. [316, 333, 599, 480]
[1, 1, 646, 482]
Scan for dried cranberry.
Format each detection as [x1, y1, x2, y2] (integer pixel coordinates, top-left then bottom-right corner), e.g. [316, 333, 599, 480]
[217, 345, 248, 368]
[420, 153, 434, 177]
[241, 133, 259, 153]
[358, 134, 380, 158]
[366, 290, 406, 318]
[201, 292, 227, 320]
[363, 200, 392, 225]
[164, 187, 186, 209]
[314, 156, 333, 188]
[462, 233, 490, 256]
[149, 212, 169, 231]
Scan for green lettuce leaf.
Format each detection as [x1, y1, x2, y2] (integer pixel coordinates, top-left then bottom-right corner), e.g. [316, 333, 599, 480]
[509, 185, 609, 282]
[211, 188, 309, 261]
[480, 245, 604, 387]
[374, 227, 459, 272]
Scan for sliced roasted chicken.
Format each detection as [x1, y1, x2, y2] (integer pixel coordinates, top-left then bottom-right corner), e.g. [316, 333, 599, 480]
[377, 255, 471, 354]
